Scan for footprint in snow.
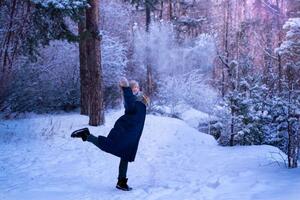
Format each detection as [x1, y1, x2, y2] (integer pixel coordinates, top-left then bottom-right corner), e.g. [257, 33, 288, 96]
[206, 179, 220, 189]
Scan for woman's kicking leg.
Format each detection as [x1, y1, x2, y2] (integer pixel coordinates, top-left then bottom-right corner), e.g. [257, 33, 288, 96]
[86, 134, 99, 146]
[71, 128, 90, 141]
[71, 128, 104, 149]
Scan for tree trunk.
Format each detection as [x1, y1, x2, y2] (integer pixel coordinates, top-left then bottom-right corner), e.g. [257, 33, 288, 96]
[221, 65, 225, 97]
[159, 0, 163, 20]
[169, 0, 173, 20]
[230, 100, 235, 146]
[146, 63, 153, 97]
[287, 66, 298, 168]
[1, 0, 17, 72]
[276, 0, 283, 93]
[287, 103, 298, 168]
[278, 53, 282, 92]
[0, 0, 18, 108]
[86, 0, 104, 126]
[145, 0, 151, 32]
[78, 10, 89, 115]
[145, 0, 153, 97]
[223, 0, 231, 92]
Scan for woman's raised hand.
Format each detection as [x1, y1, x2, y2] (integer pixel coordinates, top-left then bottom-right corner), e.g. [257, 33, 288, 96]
[119, 77, 129, 87]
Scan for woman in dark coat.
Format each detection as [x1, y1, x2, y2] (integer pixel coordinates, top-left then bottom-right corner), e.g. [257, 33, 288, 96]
[71, 77, 149, 191]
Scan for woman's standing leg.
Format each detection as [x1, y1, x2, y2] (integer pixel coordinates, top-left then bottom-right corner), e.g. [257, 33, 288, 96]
[86, 136, 129, 179]
[116, 158, 132, 191]
[118, 158, 128, 179]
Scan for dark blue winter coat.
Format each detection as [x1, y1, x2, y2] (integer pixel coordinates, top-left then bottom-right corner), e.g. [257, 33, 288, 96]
[97, 87, 146, 162]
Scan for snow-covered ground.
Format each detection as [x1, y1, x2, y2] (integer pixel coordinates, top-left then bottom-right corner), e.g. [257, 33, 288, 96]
[152, 104, 218, 128]
[179, 107, 217, 128]
[0, 109, 300, 200]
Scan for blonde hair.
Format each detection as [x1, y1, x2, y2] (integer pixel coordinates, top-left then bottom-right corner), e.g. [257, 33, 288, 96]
[129, 80, 139, 88]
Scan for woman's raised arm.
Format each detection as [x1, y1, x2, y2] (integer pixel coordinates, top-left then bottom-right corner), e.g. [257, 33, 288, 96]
[119, 77, 136, 112]
[122, 87, 136, 112]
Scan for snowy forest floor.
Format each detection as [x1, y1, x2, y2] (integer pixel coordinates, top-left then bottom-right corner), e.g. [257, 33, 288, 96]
[1, 109, 300, 200]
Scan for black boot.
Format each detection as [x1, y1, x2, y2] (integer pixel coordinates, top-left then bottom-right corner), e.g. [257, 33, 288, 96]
[71, 128, 90, 141]
[116, 178, 132, 191]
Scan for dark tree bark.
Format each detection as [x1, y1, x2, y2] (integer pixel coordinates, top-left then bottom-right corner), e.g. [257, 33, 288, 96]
[78, 10, 89, 115]
[0, 0, 26, 108]
[86, 0, 104, 126]
[146, 60, 153, 98]
[286, 66, 299, 168]
[159, 0, 163, 20]
[222, 0, 236, 146]
[169, 0, 173, 20]
[145, 0, 151, 32]
[145, 0, 154, 98]
[276, 0, 284, 93]
[1, 0, 17, 72]
[219, 0, 231, 98]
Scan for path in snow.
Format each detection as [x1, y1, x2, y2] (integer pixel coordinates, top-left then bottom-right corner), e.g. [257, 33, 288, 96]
[0, 109, 300, 200]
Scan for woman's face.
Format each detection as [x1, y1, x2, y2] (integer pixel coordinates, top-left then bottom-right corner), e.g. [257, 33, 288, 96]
[131, 85, 140, 94]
